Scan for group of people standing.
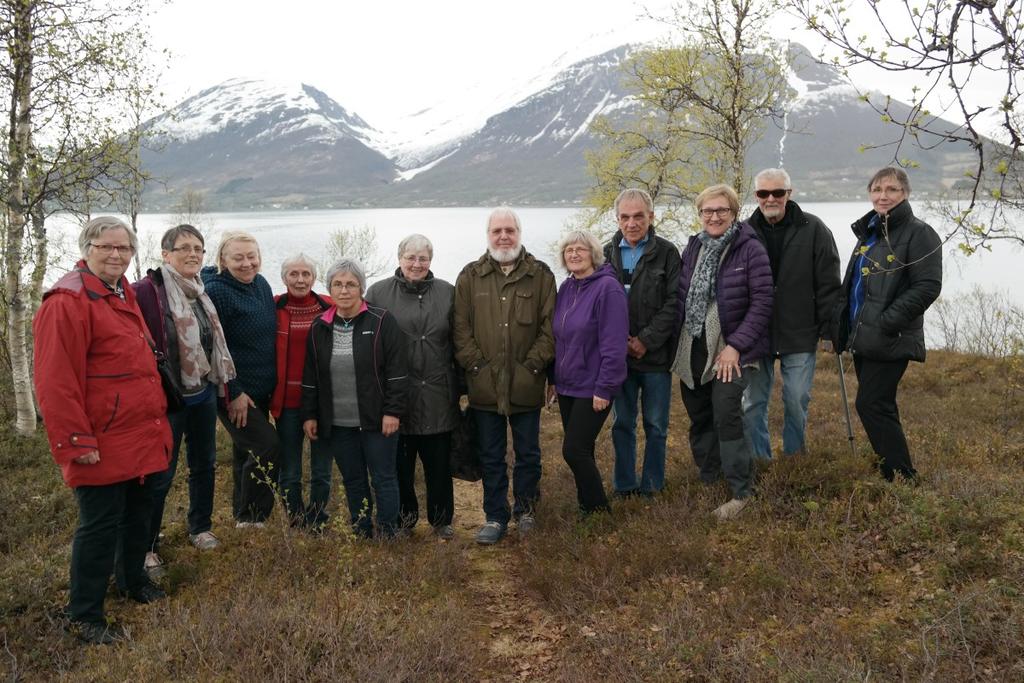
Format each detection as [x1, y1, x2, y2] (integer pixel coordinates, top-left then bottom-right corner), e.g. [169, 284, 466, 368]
[32, 165, 942, 643]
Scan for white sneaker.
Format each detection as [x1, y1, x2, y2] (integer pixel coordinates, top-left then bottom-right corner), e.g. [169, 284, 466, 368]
[712, 498, 749, 521]
[188, 531, 221, 550]
[144, 551, 166, 581]
[235, 521, 266, 529]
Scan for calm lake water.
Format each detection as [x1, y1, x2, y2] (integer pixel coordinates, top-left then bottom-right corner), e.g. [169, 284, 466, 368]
[47, 204, 1022, 306]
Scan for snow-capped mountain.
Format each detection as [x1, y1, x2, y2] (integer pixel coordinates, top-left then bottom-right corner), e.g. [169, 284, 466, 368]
[140, 45, 978, 208]
[378, 30, 646, 171]
[141, 78, 397, 208]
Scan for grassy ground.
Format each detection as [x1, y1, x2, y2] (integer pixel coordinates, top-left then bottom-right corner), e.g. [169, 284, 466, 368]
[1, 350, 1022, 681]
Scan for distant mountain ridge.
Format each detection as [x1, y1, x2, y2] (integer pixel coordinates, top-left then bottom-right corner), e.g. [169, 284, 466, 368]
[140, 45, 977, 210]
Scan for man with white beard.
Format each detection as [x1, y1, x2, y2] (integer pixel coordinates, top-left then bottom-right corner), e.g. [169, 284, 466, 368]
[453, 207, 556, 545]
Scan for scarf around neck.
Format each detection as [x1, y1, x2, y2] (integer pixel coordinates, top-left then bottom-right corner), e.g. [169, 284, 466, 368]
[161, 263, 236, 395]
[683, 222, 740, 338]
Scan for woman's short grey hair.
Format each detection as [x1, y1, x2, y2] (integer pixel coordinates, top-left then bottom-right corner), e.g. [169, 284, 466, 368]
[325, 258, 367, 295]
[754, 168, 792, 190]
[160, 224, 205, 252]
[613, 188, 654, 215]
[556, 230, 605, 271]
[486, 206, 521, 233]
[280, 253, 318, 281]
[868, 166, 912, 195]
[79, 216, 137, 259]
[397, 234, 433, 260]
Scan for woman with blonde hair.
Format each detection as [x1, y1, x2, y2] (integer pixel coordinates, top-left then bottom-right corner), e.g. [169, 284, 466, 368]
[549, 229, 629, 514]
[674, 185, 773, 520]
[202, 231, 281, 527]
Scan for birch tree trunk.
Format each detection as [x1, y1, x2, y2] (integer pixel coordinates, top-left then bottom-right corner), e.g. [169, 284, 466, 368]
[4, 0, 38, 435]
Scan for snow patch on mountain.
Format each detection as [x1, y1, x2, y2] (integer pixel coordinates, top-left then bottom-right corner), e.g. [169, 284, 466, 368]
[154, 78, 379, 145]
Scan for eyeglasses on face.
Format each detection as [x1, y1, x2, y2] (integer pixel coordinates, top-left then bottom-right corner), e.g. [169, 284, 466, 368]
[755, 189, 790, 199]
[699, 207, 733, 218]
[170, 246, 206, 255]
[89, 243, 134, 255]
[401, 255, 431, 264]
[563, 246, 589, 256]
[330, 281, 360, 291]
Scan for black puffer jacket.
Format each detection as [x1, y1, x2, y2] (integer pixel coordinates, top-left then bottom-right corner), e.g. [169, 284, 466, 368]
[603, 226, 680, 372]
[832, 200, 942, 362]
[748, 201, 842, 355]
[366, 270, 459, 435]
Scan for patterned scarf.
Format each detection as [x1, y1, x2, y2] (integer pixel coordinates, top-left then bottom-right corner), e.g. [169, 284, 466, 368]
[161, 264, 236, 395]
[684, 222, 740, 338]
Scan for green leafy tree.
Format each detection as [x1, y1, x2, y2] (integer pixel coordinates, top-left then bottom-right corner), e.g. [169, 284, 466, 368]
[1, 0, 160, 435]
[584, 0, 791, 241]
[790, 0, 1024, 250]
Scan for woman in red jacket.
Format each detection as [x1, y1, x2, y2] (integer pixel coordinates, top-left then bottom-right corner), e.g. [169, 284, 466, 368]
[33, 216, 173, 645]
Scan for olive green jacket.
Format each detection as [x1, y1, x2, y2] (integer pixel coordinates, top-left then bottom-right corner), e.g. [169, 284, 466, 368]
[453, 249, 556, 414]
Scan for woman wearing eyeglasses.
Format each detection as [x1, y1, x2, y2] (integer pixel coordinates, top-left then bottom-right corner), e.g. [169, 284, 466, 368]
[302, 259, 408, 539]
[673, 184, 773, 520]
[366, 235, 459, 539]
[548, 230, 628, 515]
[133, 225, 236, 576]
[33, 217, 173, 644]
[831, 167, 942, 482]
[202, 231, 281, 528]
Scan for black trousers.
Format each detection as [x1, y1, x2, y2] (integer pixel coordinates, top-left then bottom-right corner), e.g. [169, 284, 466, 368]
[70, 478, 155, 624]
[853, 355, 916, 481]
[558, 395, 612, 514]
[217, 398, 281, 522]
[397, 432, 455, 527]
[678, 336, 753, 499]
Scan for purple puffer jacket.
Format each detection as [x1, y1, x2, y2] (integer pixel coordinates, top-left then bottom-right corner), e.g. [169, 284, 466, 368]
[677, 222, 773, 365]
[553, 263, 629, 400]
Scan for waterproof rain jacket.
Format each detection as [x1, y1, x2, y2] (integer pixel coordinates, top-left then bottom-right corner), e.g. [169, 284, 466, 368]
[366, 269, 460, 435]
[603, 227, 681, 373]
[552, 264, 629, 400]
[832, 200, 942, 362]
[747, 201, 842, 355]
[33, 264, 172, 488]
[677, 223, 774, 366]
[300, 304, 409, 438]
[453, 249, 556, 414]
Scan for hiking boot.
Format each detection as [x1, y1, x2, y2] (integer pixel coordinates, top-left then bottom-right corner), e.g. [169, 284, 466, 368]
[475, 521, 506, 545]
[126, 579, 167, 604]
[144, 551, 165, 582]
[516, 514, 537, 535]
[712, 498, 749, 521]
[433, 524, 455, 540]
[70, 620, 123, 645]
[188, 531, 221, 550]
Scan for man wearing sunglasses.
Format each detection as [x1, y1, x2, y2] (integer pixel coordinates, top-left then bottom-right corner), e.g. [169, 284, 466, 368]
[742, 168, 841, 460]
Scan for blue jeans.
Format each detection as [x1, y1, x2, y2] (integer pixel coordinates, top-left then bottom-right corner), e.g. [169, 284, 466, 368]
[742, 352, 817, 459]
[611, 370, 672, 494]
[310, 426, 399, 538]
[275, 408, 309, 520]
[148, 390, 218, 549]
[474, 409, 542, 526]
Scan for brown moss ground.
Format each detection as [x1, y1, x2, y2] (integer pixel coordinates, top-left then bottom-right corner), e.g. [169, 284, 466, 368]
[1, 350, 1022, 681]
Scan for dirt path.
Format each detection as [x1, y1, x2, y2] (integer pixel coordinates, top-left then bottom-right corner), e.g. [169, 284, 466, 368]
[450, 479, 569, 682]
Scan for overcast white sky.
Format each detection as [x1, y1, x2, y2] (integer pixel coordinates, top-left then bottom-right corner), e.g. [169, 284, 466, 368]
[148, 0, 1007, 139]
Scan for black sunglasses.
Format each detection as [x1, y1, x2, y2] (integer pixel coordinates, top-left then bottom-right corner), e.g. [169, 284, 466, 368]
[755, 189, 789, 199]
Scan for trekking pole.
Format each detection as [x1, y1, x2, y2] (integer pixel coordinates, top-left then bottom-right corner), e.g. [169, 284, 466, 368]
[835, 351, 857, 458]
